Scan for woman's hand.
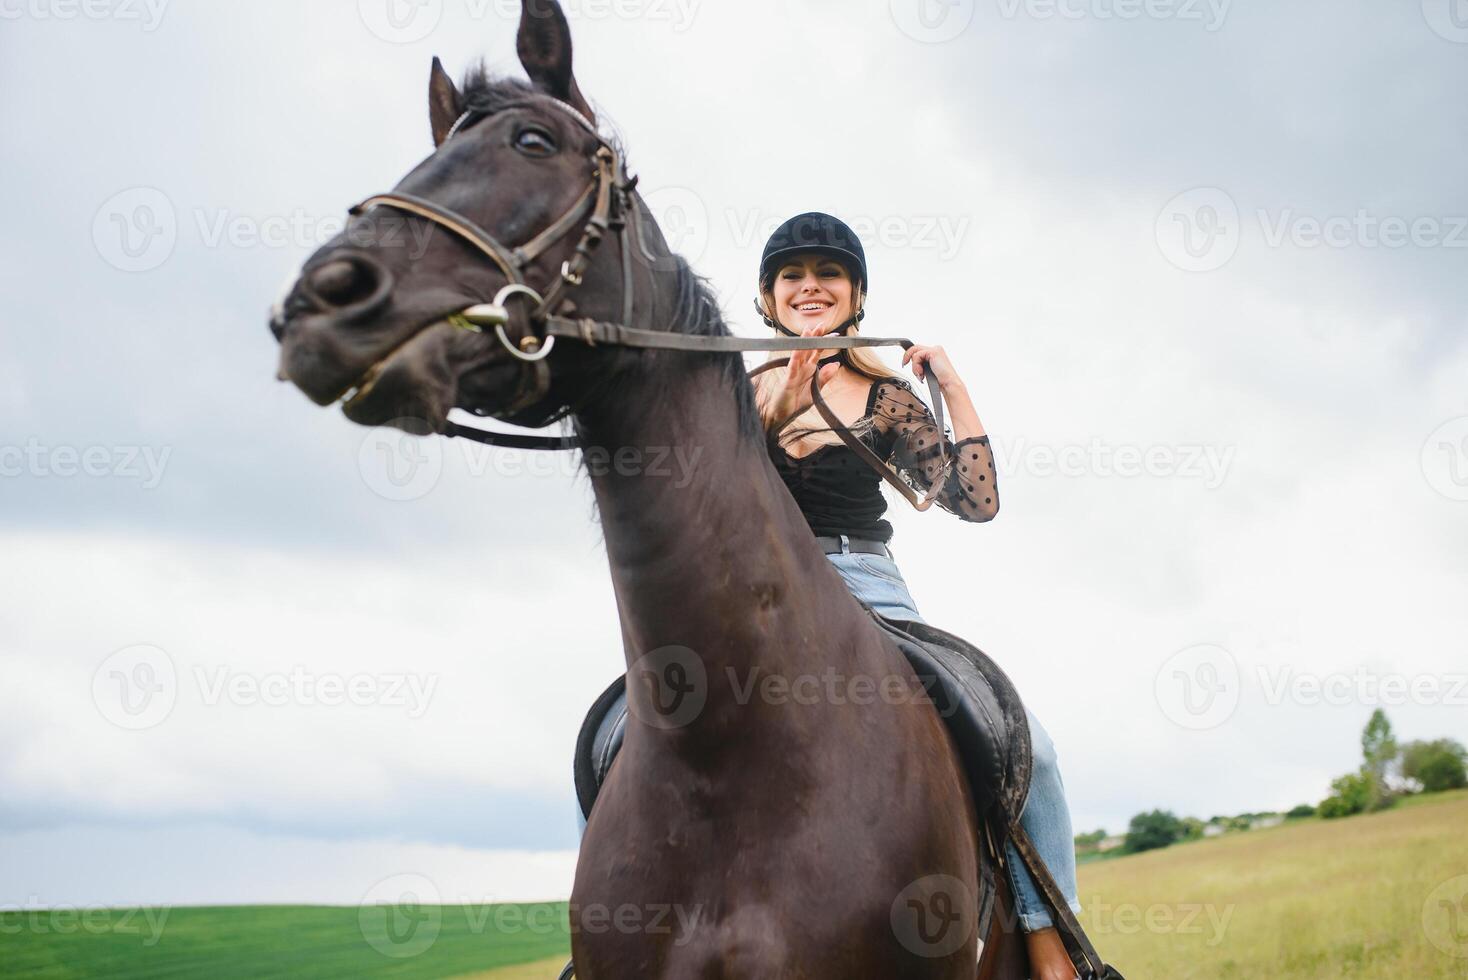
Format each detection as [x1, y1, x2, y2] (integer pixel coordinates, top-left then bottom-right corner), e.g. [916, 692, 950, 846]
[760, 325, 840, 430]
[902, 343, 965, 393]
[903, 342, 988, 445]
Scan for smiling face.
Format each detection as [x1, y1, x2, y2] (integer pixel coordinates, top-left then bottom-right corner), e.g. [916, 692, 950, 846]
[769, 253, 857, 335]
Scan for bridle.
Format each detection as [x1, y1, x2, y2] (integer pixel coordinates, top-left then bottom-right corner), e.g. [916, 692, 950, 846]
[346, 97, 955, 511]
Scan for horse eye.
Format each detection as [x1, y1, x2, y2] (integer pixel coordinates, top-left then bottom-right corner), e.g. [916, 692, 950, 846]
[514, 127, 557, 155]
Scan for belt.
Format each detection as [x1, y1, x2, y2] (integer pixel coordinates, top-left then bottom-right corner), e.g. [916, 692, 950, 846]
[815, 535, 891, 558]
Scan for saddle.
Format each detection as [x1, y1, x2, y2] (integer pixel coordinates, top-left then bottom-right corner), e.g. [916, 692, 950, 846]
[571, 605, 1123, 980]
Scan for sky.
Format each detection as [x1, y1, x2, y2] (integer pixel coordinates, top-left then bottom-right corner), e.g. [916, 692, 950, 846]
[2, 0, 1466, 910]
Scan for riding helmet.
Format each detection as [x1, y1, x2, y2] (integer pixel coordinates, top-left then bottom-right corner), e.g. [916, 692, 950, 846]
[759, 212, 868, 292]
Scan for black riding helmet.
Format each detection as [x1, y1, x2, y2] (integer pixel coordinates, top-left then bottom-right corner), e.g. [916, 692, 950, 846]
[757, 212, 868, 338]
[759, 211, 868, 292]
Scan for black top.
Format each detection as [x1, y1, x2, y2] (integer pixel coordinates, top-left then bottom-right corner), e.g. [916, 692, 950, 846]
[767, 376, 999, 543]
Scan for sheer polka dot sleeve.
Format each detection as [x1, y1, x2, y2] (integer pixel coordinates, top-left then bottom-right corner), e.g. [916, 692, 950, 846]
[872, 378, 999, 522]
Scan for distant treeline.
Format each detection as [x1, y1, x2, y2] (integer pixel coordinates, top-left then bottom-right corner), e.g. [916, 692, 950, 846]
[1077, 710, 1467, 857]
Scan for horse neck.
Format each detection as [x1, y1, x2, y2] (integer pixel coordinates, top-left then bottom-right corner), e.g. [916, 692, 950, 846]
[575, 355, 868, 711]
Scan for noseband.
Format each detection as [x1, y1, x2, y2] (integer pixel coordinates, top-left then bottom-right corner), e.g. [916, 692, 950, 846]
[346, 97, 954, 511]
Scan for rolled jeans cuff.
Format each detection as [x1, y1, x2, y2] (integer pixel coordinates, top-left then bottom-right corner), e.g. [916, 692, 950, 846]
[1016, 898, 1084, 933]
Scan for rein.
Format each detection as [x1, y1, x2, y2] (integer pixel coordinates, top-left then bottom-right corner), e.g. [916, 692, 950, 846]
[348, 99, 953, 513]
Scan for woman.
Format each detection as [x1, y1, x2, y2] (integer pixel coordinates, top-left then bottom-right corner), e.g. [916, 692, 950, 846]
[753, 212, 1084, 980]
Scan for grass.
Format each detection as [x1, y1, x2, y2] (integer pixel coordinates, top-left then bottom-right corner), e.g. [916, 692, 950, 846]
[0, 903, 570, 979]
[449, 957, 568, 979]
[1076, 789, 1468, 979]
[6, 792, 1467, 978]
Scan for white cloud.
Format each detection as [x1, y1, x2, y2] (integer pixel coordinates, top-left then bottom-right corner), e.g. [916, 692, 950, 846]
[0, 529, 621, 839]
[1, 824, 575, 908]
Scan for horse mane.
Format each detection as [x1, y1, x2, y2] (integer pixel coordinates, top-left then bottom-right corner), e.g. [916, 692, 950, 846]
[641, 242, 764, 445]
[460, 64, 765, 447]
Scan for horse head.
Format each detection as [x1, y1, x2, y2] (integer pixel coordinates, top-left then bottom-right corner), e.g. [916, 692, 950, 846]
[271, 0, 660, 437]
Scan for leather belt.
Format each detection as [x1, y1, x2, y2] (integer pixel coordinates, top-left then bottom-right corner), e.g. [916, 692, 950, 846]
[815, 535, 891, 558]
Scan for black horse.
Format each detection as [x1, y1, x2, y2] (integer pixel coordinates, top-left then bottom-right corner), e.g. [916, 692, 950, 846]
[271, 3, 1119, 976]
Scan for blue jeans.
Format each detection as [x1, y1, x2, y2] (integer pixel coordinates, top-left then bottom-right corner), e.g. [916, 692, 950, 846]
[826, 539, 1082, 932]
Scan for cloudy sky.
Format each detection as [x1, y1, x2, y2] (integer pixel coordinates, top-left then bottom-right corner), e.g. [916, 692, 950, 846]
[2, 0, 1466, 908]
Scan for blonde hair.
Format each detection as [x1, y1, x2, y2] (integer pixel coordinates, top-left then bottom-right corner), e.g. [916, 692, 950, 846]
[758, 283, 900, 384]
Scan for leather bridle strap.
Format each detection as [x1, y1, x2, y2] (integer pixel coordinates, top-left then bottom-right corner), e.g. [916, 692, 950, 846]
[349, 146, 616, 308]
[811, 358, 948, 512]
[350, 192, 522, 284]
[534, 317, 913, 355]
[748, 345, 949, 513]
[450, 317, 954, 510]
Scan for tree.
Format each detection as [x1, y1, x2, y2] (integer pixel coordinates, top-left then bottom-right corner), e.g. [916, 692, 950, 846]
[1360, 710, 1398, 810]
[1319, 771, 1375, 818]
[1401, 739, 1468, 793]
[1286, 803, 1315, 819]
[1124, 810, 1186, 853]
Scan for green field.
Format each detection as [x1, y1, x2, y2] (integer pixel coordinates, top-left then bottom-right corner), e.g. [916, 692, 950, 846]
[1077, 789, 1468, 979]
[0, 902, 570, 979]
[5, 792, 1467, 978]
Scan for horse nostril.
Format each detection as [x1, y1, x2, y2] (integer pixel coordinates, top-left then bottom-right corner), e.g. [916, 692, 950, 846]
[309, 257, 378, 308]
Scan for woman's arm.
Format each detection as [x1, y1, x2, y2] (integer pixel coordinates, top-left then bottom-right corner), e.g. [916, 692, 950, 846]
[902, 343, 986, 442]
[880, 346, 999, 521]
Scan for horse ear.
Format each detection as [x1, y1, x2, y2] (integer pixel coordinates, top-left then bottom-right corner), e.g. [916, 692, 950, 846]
[516, 0, 596, 127]
[429, 56, 463, 147]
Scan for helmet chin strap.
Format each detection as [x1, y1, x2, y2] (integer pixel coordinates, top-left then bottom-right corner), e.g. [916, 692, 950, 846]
[753, 297, 866, 339]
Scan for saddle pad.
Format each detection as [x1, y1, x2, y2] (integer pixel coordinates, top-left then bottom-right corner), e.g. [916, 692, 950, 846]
[574, 604, 1033, 823]
[867, 610, 1033, 820]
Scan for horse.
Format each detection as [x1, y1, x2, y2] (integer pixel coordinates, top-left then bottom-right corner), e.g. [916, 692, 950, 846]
[270, 2, 1040, 975]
